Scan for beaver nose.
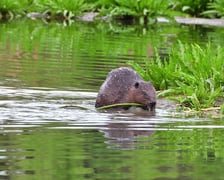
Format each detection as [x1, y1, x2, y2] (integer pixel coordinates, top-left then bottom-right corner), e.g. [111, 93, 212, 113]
[148, 102, 156, 111]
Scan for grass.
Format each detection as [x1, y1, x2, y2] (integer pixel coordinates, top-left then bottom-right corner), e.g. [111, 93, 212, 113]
[128, 42, 224, 112]
[202, 0, 224, 18]
[40, 0, 87, 16]
[96, 0, 171, 24]
[169, 0, 211, 17]
[0, 0, 28, 19]
[1, 0, 224, 23]
[0, 0, 87, 21]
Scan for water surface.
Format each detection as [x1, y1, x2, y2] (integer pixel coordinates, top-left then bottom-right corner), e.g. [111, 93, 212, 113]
[0, 19, 224, 180]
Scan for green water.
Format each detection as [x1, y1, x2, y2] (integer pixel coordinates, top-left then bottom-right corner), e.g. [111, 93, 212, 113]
[0, 19, 224, 180]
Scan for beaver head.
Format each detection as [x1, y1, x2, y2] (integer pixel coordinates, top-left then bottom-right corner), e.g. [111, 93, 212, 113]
[127, 81, 156, 111]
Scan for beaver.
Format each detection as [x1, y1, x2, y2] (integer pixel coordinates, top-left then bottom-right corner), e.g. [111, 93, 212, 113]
[95, 67, 156, 111]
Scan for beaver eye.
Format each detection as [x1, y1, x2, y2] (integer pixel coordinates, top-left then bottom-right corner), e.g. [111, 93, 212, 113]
[134, 82, 139, 88]
[143, 92, 148, 97]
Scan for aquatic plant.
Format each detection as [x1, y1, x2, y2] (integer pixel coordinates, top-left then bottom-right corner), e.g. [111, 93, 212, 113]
[30, 0, 87, 20]
[202, 0, 224, 18]
[1, 0, 224, 23]
[0, 0, 88, 21]
[46, 0, 86, 16]
[170, 0, 211, 17]
[129, 42, 224, 111]
[0, 0, 27, 19]
[96, 0, 171, 24]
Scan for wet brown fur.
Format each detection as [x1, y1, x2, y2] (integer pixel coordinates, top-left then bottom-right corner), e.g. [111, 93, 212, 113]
[95, 67, 156, 111]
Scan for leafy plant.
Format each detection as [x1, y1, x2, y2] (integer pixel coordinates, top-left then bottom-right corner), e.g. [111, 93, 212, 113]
[1, 0, 224, 23]
[31, 0, 87, 18]
[0, 0, 19, 12]
[0, 0, 27, 19]
[47, 0, 86, 16]
[170, 0, 211, 17]
[129, 42, 224, 111]
[96, 0, 171, 24]
[202, 0, 224, 18]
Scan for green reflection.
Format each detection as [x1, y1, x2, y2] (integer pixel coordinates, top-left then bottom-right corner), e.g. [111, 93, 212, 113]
[1, 15, 224, 180]
[1, 125, 224, 180]
[1, 20, 223, 90]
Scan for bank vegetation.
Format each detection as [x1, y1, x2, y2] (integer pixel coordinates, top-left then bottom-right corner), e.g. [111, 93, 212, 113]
[129, 42, 224, 114]
[1, 0, 224, 24]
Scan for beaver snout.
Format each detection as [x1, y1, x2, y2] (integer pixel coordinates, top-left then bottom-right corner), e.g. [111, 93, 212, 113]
[148, 102, 156, 111]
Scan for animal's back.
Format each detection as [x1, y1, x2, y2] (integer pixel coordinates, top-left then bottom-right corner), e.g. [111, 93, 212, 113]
[95, 67, 143, 107]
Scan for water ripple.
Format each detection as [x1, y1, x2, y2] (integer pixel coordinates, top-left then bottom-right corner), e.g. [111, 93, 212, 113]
[0, 86, 214, 134]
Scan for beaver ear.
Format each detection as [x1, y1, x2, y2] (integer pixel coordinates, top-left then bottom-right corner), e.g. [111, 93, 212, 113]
[134, 82, 139, 88]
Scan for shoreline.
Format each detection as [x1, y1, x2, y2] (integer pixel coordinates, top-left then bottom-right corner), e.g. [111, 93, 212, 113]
[1, 11, 224, 27]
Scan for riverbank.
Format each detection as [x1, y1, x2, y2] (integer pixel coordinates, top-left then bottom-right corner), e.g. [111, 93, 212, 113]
[129, 42, 224, 115]
[29, 12, 224, 27]
[1, 0, 224, 26]
[2, 9, 224, 28]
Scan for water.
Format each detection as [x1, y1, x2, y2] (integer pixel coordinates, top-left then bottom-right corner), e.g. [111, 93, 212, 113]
[0, 19, 224, 180]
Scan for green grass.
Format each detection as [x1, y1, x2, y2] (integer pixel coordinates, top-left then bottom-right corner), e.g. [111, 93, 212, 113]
[96, 0, 171, 24]
[0, 0, 88, 21]
[170, 0, 211, 17]
[40, 0, 87, 15]
[202, 0, 224, 18]
[1, 0, 224, 23]
[0, 0, 28, 19]
[128, 42, 224, 112]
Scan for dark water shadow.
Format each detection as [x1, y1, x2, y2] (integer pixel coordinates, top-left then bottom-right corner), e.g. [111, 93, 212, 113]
[101, 120, 154, 150]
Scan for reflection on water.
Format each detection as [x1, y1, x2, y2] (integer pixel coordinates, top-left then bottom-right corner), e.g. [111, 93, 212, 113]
[0, 20, 224, 179]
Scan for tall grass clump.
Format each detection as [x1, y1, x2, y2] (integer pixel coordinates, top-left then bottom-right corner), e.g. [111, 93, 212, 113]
[96, 0, 171, 24]
[44, 0, 86, 16]
[129, 42, 224, 111]
[170, 0, 211, 17]
[0, 0, 28, 19]
[202, 0, 224, 18]
[0, 0, 88, 21]
[30, 0, 87, 19]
